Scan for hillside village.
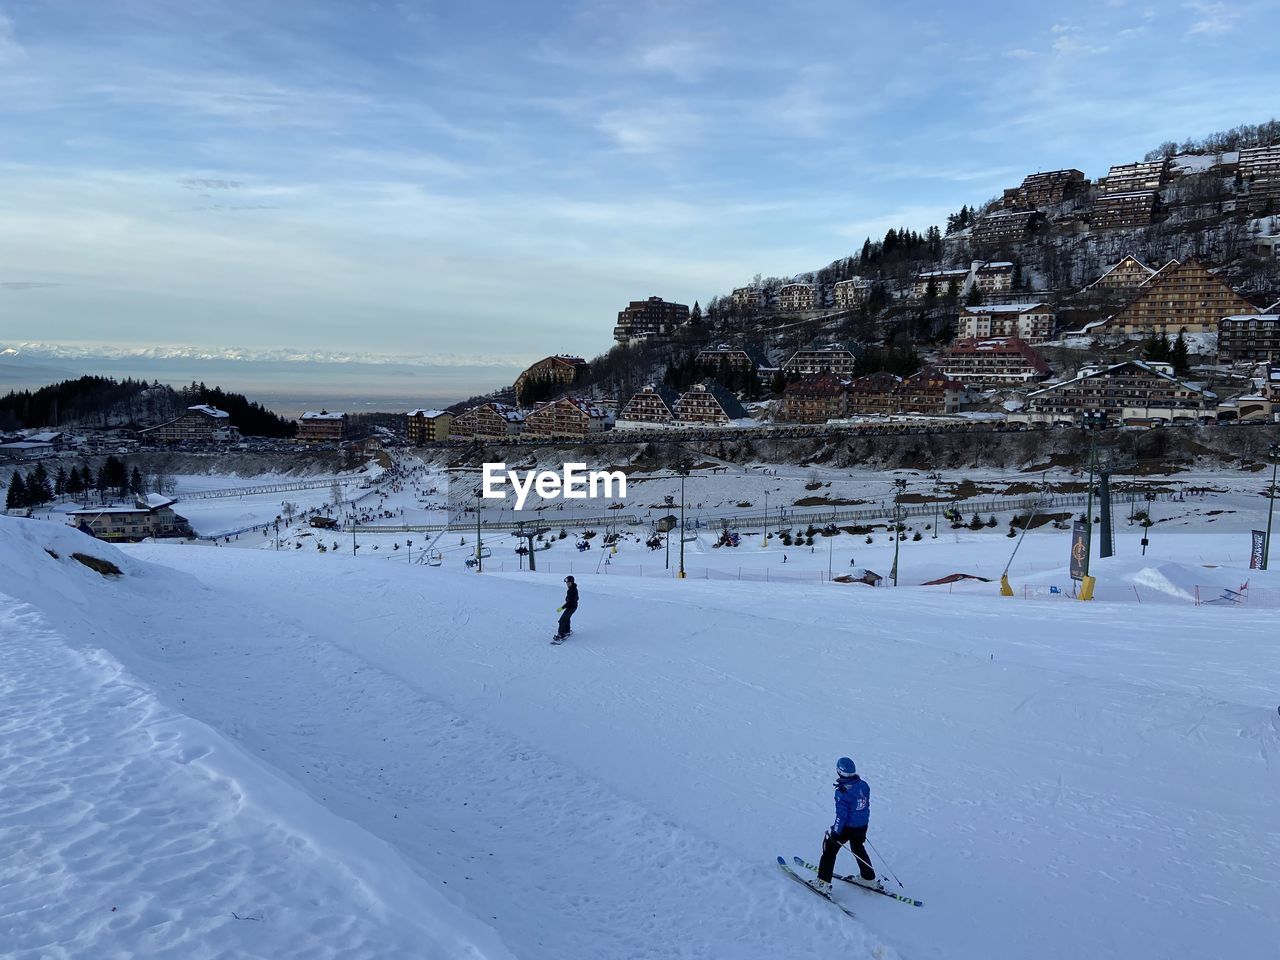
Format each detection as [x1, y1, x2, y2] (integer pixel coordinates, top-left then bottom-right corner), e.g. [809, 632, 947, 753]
[418, 127, 1280, 443]
[4, 125, 1280, 457]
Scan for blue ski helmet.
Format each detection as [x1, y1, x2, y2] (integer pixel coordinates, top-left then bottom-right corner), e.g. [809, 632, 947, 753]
[836, 757, 856, 777]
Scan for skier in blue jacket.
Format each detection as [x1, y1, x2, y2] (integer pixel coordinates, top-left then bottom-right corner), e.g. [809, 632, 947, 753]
[811, 756, 879, 894]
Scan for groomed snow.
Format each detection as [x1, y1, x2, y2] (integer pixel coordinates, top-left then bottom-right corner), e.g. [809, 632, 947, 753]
[2, 494, 1278, 958]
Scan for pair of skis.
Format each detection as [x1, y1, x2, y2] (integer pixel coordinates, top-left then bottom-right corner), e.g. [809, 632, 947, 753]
[777, 855, 923, 916]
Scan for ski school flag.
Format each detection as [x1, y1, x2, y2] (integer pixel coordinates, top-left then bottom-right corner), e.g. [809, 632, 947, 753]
[1250, 530, 1267, 569]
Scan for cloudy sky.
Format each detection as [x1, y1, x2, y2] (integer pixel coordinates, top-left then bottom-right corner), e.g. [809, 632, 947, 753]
[1, 0, 1276, 372]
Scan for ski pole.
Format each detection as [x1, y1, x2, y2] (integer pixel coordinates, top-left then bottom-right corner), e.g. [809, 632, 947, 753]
[868, 839, 904, 888]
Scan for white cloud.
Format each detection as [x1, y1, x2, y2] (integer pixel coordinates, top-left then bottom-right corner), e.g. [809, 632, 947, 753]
[0, 12, 23, 63]
[1005, 48, 1038, 60]
[637, 40, 707, 81]
[1184, 1, 1242, 36]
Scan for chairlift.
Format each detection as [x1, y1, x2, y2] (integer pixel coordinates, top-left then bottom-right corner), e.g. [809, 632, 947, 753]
[426, 549, 443, 567]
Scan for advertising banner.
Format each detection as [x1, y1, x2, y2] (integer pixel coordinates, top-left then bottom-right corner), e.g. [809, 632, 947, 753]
[1069, 520, 1088, 580]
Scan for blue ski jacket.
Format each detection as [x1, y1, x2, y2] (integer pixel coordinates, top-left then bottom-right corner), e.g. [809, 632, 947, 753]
[832, 774, 870, 831]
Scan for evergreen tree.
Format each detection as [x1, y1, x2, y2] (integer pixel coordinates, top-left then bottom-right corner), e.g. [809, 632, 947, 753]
[690, 301, 702, 323]
[95, 464, 110, 496]
[78, 465, 93, 495]
[130, 466, 144, 496]
[66, 466, 85, 497]
[964, 284, 984, 307]
[28, 462, 53, 505]
[1171, 333, 1191, 375]
[54, 466, 68, 498]
[6, 472, 26, 510]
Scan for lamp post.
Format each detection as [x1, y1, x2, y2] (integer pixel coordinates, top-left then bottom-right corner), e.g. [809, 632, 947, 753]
[1265, 443, 1280, 570]
[891, 478, 907, 586]
[1142, 492, 1156, 556]
[677, 462, 689, 580]
[664, 494, 674, 571]
[474, 486, 483, 573]
[929, 471, 941, 538]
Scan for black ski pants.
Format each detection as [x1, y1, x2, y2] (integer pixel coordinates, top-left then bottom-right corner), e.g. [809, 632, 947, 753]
[818, 824, 875, 882]
[557, 607, 575, 636]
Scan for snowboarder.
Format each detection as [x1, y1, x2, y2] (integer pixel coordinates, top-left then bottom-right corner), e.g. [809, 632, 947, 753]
[555, 576, 578, 640]
[811, 756, 878, 895]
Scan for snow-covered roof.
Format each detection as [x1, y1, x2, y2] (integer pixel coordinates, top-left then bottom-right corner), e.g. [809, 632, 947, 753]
[67, 505, 149, 516]
[0, 440, 53, 450]
[1221, 314, 1279, 322]
[188, 404, 229, 418]
[300, 411, 346, 420]
[25, 431, 65, 442]
[1095, 190, 1159, 200]
[138, 493, 176, 509]
[407, 409, 449, 418]
[962, 302, 1050, 314]
[1026, 359, 1215, 399]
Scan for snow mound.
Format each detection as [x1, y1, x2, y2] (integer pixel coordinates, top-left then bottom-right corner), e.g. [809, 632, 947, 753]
[1129, 563, 1206, 602]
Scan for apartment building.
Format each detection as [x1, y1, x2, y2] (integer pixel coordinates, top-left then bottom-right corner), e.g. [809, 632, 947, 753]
[672, 383, 748, 424]
[778, 375, 848, 423]
[449, 402, 526, 439]
[613, 296, 690, 343]
[405, 409, 454, 444]
[67, 494, 192, 542]
[618, 385, 681, 425]
[522, 396, 610, 439]
[1089, 191, 1162, 229]
[973, 261, 1015, 294]
[776, 283, 817, 313]
[1002, 169, 1088, 210]
[937, 338, 1053, 387]
[138, 404, 238, 443]
[1097, 158, 1170, 195]
[731, 286, 764, 312]
[956, 303, 1055, 342]
[782, 347, 859, 378]
[971, 210, 1041, 245]
[913, 268, 969, 299]
[1219, 315, 1280, 364]
[844, 369, 962, 415]
[1014, 360, 1216, 426]
[695, 345, 767, 374]
[1240, 145, 1280, 212]
[513, 355, 587, 403]
[832, 277, 871, 309]
[1102, 259, 1255, 336]
[1085, 254, 1157, 292]
[295, 410, 348, 443]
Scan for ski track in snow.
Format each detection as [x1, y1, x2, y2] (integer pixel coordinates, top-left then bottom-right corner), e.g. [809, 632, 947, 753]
[3, 506, 1280, 960]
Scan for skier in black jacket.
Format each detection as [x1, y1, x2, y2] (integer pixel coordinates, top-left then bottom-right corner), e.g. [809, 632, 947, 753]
[555, 576, 578, 640]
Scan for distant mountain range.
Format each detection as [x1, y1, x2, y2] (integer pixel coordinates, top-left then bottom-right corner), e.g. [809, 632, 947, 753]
[0, 347, 523, 418]
[0, 342, 521, 368]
